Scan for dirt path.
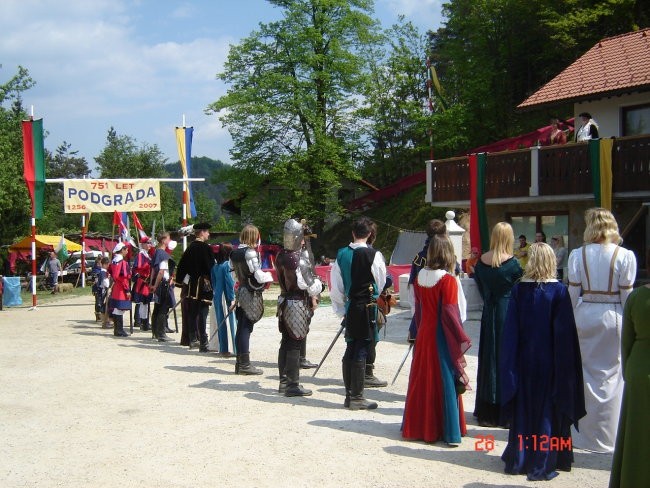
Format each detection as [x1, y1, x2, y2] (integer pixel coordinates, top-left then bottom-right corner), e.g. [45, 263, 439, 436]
[0, 293, 612, 487]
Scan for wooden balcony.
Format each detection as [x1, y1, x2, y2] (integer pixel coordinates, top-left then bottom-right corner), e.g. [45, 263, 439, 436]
[426, 134, 650, 204]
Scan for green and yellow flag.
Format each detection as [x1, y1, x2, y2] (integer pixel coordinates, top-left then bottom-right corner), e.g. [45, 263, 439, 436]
[588, 139, 613, 210]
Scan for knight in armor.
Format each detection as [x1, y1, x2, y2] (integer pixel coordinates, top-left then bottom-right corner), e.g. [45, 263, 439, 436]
[131, 236, 153, 331]
[108, 242, 131, 338]
[175, 223, 215, 352]
[330, 217, 386, 410]
[230, 224, 273, 375]
[298, 225, 320, 370]
[275, 219, 324, 397]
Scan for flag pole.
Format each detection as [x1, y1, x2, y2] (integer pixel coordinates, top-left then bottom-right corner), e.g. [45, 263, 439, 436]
[181, 114, 188, 251]
[29, 109, 38, 309]
[81, 214, 87, 288]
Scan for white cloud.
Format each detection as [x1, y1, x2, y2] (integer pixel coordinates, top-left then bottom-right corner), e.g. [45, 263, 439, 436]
[378, 0, 444, 30]
[0, 0, 233, 166]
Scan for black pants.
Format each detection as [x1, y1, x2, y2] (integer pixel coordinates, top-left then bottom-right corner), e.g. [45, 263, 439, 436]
[343, 338, 369, 363]
[235, 308, 255, 354]
[151, 285, 172, 333]
[94, 289, 106, 314]
[280, 333, 302, 352]
[187, 299, 209, 344]
[367, 334, 378, 366]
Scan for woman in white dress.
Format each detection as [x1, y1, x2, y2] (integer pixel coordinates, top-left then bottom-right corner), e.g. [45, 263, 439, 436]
[568, 208, 637, 453]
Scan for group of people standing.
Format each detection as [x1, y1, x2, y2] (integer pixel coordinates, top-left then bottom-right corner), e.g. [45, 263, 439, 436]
[460, 207, 644, 485]
[87, 208, 646, 485]
[514, 231, 567, 280]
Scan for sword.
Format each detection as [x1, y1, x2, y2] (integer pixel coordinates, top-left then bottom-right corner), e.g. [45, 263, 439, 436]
[101, 283, 114, 328]
[208, 302, 237, 343]
[391, 343, 414, 385]
[166, 297, 182, 317]
[312, 322, 344, 377]
[172, 303, 179, 333]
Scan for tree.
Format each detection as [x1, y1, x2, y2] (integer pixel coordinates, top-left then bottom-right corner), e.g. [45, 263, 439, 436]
[208, 0, 381, 234]
[359, 18, 436, 186]
[38, 142, 91, 234]
[0, 66, 35, 245]
[92, 127, 179, 235]
[429, 0, 650, 153]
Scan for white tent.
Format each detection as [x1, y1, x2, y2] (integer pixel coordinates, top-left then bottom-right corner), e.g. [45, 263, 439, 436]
[389, 230, 427, 265]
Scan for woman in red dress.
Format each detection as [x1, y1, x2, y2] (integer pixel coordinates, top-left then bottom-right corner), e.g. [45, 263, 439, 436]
[402, 235, 471, 446]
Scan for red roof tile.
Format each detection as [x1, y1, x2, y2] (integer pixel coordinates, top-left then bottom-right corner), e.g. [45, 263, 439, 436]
[518, 29, 650, 109]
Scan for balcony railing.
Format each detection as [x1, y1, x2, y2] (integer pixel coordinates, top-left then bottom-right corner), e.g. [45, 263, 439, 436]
[427, 134, 650, 203]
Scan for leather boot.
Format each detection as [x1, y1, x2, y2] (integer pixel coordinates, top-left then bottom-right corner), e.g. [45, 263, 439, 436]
[113, 314, 129, 337]
[156, 315, 173, 342]
[299, 339, 318, 369]
[140, 318, 151, 332]
[199, 339, 211, 353]
[95, 312, 101, 322]
[188, 326, 200, 349]
[364, 363, 388, 388]
[342, 359, 352, 408]
[348, 360, 377, 410]
[278, 349, 288, 394]
[284, 349, 312, 397]
[237, 353, 263, 375]
[235, 355, 240, 374]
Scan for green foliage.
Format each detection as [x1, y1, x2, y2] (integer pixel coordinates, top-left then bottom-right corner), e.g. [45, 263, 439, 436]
[0, 66, 34, 245]
[316, 185, 446, 259]
[429, 0, 650, 152]
[208, 0, 381, 234]
[359, 18, 433, 186]
[164, 155, 229, 224]
[38, 142, 92, 234]
[90, 127, 181, 234]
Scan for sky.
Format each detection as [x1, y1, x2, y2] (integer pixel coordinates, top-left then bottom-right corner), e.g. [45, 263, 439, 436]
[1, 0, 444, 173]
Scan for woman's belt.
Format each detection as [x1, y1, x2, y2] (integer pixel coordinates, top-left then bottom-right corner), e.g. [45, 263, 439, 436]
[581, 291, 621, 304]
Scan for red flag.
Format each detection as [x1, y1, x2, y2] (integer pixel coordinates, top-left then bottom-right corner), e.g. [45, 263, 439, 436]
[132, 212, 148, 239]
[112, 210, 122, 226]
[22, 119, 46, 218]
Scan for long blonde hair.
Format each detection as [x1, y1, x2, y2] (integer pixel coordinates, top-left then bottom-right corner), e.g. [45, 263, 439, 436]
[583, 207, 621, 244]
[240, 224, 260, 247]
[524, 243, 557, 281]
[489, 222, 514, 267]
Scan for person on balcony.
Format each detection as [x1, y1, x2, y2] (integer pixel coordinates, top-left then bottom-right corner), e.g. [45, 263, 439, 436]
[576, 112, 599, 142]
[549, 117, 567, 145]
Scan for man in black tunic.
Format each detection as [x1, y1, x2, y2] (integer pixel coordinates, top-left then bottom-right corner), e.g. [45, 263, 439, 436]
[175, 223, 215, 352]
[330, 217, 386, 410]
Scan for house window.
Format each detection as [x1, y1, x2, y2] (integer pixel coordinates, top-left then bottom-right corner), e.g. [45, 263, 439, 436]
[507, 212, 568, 248]
[622, 104, 650, 136]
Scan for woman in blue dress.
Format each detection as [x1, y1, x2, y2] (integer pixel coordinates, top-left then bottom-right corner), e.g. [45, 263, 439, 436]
[500, 243, 585, 481]
[210, 243, 237, 355]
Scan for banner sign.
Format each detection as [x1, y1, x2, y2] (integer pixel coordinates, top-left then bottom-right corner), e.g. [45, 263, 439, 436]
[63, 180, 160, 213]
